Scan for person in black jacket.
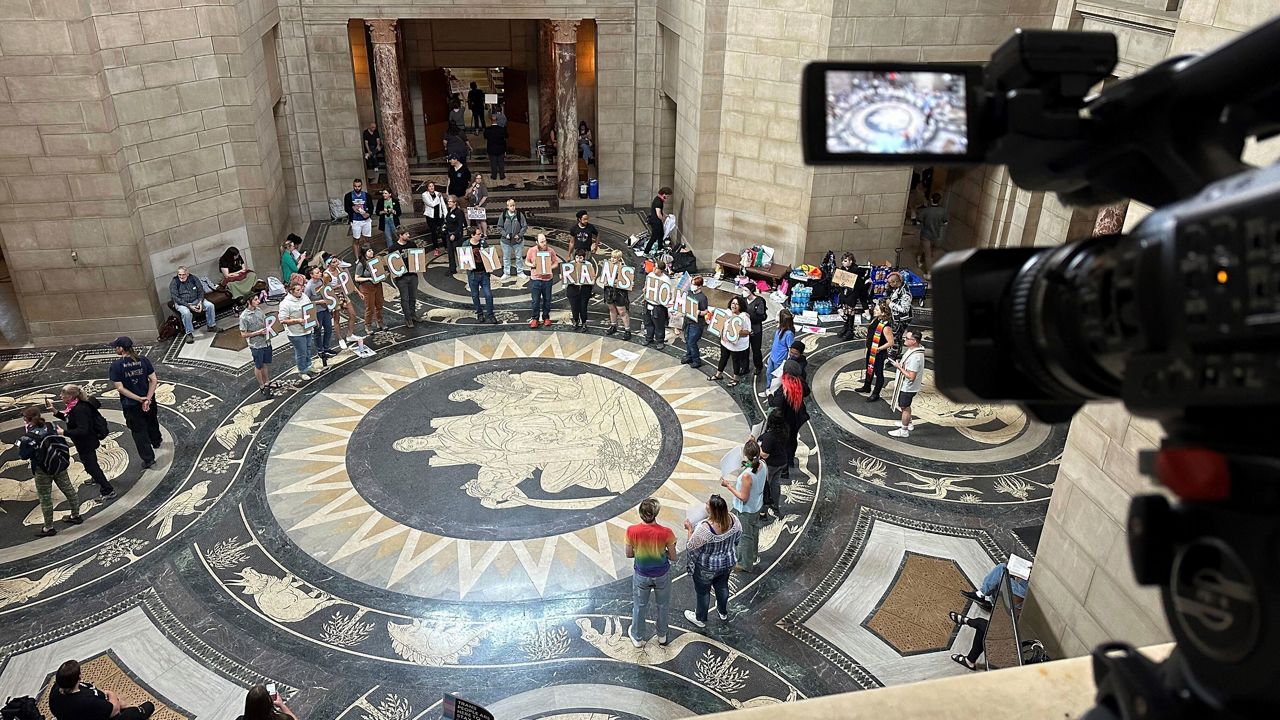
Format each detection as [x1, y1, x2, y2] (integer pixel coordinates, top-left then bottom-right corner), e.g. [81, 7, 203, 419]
[446, 156, 471, 198]
[48, 385, 113, 497]
[742, 284, 768, 376]
[443, 195, 466, 274]
[484, 118, 508, 180]
[375, 188, 402, 250]
[769, 359, 810, 481]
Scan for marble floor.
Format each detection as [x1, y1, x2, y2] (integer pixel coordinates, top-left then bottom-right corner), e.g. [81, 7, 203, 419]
[0, 211, 1063, 719]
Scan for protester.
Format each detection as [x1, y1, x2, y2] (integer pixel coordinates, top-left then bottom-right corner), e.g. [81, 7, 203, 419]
[769, 359, 811, 482]
[565, 246, 593, 331]
[421, 181, 446, 255]
[219, 246, 258, 300]
[641, 260, 669, 349]
[756, 413, 789, 520]
[278, 283, 317, 381]
[525, 233, 558, 328]
[760, 309, 795, 394]
[889, 329, 926, 438]
[497, 198, 528, 281]
[237, 685, 298, 720]
[48, 660, 155, 720]
[721, 438, 766, 572]
[280, 235, 307, 286]
[855, 300, 895, 401]
[344, 178, 373, 248]
[572, 210, 600, 256]
[710, 297, 751, 386]
[19, 407, 81, 538]
[48, 385, 113, 498]
[886, 271, 913, 342]
[108, 337, 161, 470]
[324, 256, 358, 348]
[443, 195, 466, 274]
[625, 498, 677, 647]
[354, 245, 386, 332]
[304, 266, 335, 358]
[602, 250, 633, 340]
[743, 283, 767, 375]
[682, 494, 742, 629]
[466, 174, 489, 237]
[374, 188, 401, 250]
[392, 230, 420, 329]
[447, 156, 471, 198]
[239, 292, 274, 397]
[835, 253, 870, 337]
[642, 187, 671, 256]
[681, 275, 709, 368]
[465, 228, 497, 323]
[168, 266, 216, 344]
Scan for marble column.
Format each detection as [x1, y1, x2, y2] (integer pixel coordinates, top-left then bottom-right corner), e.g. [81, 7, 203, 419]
[367, 19, 412, 208]
[537, 21, 556, 144]
[551, 20, 580, 202]
[1093, 201, 1128, 236]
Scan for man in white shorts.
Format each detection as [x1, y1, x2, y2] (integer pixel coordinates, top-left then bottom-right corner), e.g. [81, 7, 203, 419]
[343, 178, 373, 244]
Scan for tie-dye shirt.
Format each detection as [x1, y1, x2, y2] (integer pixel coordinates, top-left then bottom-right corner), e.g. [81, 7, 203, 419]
[626, 522, 675, 577]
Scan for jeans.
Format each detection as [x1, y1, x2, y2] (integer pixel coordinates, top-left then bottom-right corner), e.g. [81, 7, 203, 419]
[733, 508, 762, 569]
[645, 219, 664, 254]
[382, 219, 397, 249]
[692, 566, 731, 622]
[981, 562, 1028, 600]
[175, 300, 216, 334]
[288, 333, 312, 374]
[631, 571, 671, 640]
[313, 307, 333, 355]
[468, 271, 494, 316]
[500, 242, 522, 276]
[529, 278, 553, 320]
[34, 468, 80, 528]
[683, 323, 704, 366]
[122, 402, 161, 464]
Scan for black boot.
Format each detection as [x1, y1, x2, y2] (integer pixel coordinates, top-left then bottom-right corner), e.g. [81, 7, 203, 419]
[839, 316, 856, 339]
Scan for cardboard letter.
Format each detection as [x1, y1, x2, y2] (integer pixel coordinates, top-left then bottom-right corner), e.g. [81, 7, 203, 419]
[576, 260, 597, 286]
[337, 269, 355, 295]
[644, 274, 662, 304]
[619, 266, 635, 291]
[458, 247, 477, 271]
[322, 284, 338, 310]
[560, 262, 577, 285]
[708, 308, 729, 337]
[597, 261, 619, 288]
[302, 300, 317, 330]
[535, 251, 554, 276]
[479, 246, 500, 273]
[723, 315, 743, 343]
[387, 251, 407, 277]
[406, 248, 427, 273]
[263, 313, 283, 339]
[368, 255, 387, 282]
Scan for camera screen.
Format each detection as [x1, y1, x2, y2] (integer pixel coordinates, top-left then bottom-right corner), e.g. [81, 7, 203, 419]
[825, 70, 969, 156]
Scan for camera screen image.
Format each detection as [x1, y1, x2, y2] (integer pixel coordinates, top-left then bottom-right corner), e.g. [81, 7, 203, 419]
[825, 69, 969, 155]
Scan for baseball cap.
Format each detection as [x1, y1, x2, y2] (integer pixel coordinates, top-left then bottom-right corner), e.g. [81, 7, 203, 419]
[110, 336, 133, 349]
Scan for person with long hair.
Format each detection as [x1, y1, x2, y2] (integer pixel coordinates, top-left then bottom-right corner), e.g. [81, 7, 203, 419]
[421, 180, 446, 255]
[578, 120, 594, 164]
[760, 309, 795, 396]
[280, 235, 307, 287]
[720, 438, 766, 572]
[238, 685, 298, 720]
[742, 283, 768, 375]
[353, 245, 386, 332]
[835, 252, 870, 338]
[48, 384, 113, 497]
[376, 188, 402, 250]
[710, 296, 751, 386]
[856, 299, 896, 401]
[565, 246, 594, 331]
[602, 249, 633, 340]
[756, 412, 790, 520]
[443, 194, 466, 275]
[303, 266, 335, 358]
[218, 246, 258, 301]
[324, 255, 358, 348]
[682, 494, 742, 629]
[625, 497, 677, 646]
[108, 336, 161, 469]
[466, 173, 489, 238]
[20, 407, 82, 538]
[769, 358, 812, 481]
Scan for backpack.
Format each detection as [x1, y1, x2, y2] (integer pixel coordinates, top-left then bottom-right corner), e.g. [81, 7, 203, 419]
[35, 431, 71, 476]
[2, 696, 42, 720]
[1021, 639, 1050, 665]
[158, 315, 181, 341]
[90, 405, 109, 441]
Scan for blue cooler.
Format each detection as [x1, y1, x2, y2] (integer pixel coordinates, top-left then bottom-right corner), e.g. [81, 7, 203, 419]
[588, 178, 599, 199]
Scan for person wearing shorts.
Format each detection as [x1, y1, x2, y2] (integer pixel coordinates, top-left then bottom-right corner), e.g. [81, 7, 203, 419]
[889, 329, 925, 438]
[344, 179, 373, 249]
[238, 292, 274, 397]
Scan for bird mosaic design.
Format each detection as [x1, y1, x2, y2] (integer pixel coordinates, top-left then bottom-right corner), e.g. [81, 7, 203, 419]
[148, 480, 211, 538]
[576, 616, 728, 666]
[213, 400, 273, 450]
[0, 556, 94, 609]
[896, 468, 980, 500]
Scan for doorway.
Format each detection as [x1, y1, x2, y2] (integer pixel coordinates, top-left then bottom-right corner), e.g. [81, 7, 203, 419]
[421, 67, 531, 159]
[658, 94, 676, 192]
[0, 247, 31, 348]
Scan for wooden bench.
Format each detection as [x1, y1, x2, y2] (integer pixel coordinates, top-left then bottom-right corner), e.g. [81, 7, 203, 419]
[165, 280, 266, 317]
[714, 252, 791, 288]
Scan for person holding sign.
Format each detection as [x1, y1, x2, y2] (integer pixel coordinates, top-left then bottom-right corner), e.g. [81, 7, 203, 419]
[682, 494, 741, 629]
[278, 283, 317, 381]
[464, 228, 497, 323]
[443, 195, 466, 274]
[391, 230, 421, 329]
[354, 246, 386, 332]
[709, 297, 751, 387]
[564, 247, 594, 331]
[721, 439, 766, 572]
[524, 233, 558, 328]
[238, 291, 274, 397]
[641, 260, 670, 349]
[324, 256, 358, 349]
[304, 266, 335, 358]
[421, 180, 446, 255]
[465, 174, 489, 238]
[681, 275, 710, 368]
[602, 250, 633, 341]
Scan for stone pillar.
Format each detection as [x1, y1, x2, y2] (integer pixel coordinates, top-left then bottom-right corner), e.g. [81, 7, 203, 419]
[1093, 201, 1128, 236]
[367, 19, 412, 208]
[551, 20, 580, 202]
[538, 21, 556, 144]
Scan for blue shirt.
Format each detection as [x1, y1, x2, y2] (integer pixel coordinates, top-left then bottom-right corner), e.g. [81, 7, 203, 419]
[108, 355, 155, 409]
[732, 462, 766, 514]
[769, 329, 794, 363]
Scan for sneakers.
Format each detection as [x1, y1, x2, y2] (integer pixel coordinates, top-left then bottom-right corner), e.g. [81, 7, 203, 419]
[100, 489, 116, 500]
[487, 314, 498, 324]
[888, 427, 910, 438]
[530, 319, 540, 328]
[64, 515, 84, 525]
[656, 635, 669, 646]
[339, 338, 349, 350]
[184, 334, 194, 344]
[139, 701, 156, 719]
[683, 610, 706, 629]
[298, 373, 312, 381]
[718, 611, 729, 621]
[36, 527, 56, 537]
[142, 460, 156, 470]
[629, 632, 643, 649]
[605, 324, 617, 336]
[640, 338, 651, 346]
[655, 342, 665, 351]
[622, 329, 632, 341]
[541, 318, 551, 327]
[205, 325, 217, 332]
[680, 357, 691, 365]
[961, 590, 994, 611]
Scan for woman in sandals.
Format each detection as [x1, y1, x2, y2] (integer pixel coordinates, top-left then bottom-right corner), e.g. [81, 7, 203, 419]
[710, 296, 752, 387]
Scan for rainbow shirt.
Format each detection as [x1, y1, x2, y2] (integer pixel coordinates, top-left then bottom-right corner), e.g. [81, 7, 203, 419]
[626, 522, 675, 577]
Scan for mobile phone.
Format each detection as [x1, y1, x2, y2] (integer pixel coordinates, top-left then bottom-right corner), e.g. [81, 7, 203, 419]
[801, 62, 984, 165]
[266, 683, 277, 698]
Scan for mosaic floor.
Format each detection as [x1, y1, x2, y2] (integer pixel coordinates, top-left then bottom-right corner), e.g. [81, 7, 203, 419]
[0, 211, 1064, 719]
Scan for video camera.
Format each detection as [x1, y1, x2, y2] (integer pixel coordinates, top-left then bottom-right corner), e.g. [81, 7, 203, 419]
[800, 18, 1280, 720]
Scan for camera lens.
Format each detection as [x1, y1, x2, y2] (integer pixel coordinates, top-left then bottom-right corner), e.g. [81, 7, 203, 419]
[1005, 234, 1133, 402]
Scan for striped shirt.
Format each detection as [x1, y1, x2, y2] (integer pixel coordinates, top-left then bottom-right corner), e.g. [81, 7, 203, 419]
[687, 515, 742, 573]
[626, 522, 675, 578]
